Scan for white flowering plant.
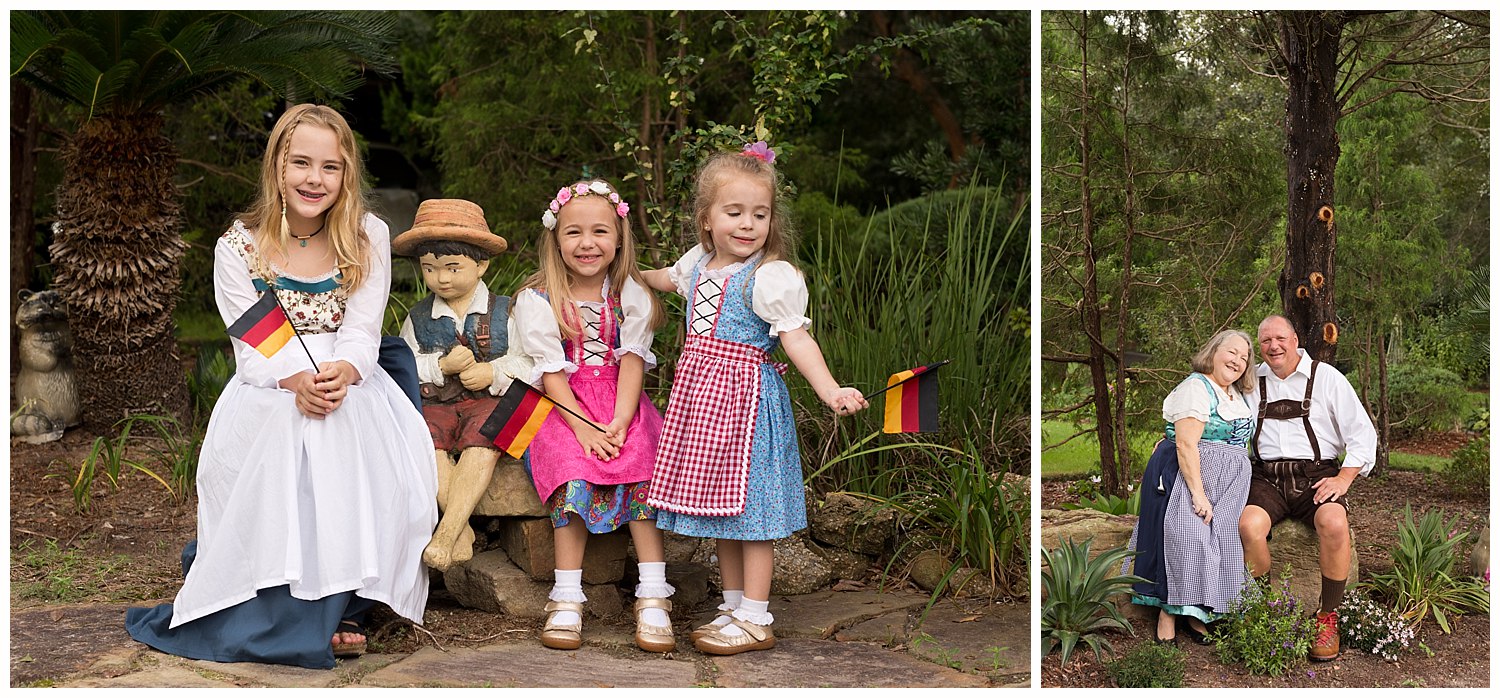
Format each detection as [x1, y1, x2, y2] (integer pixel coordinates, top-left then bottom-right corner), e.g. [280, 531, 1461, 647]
[1338, 588, 1416, 662]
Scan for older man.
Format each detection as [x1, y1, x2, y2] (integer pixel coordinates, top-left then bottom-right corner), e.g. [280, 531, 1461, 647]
[1240, 315, 1377, 661]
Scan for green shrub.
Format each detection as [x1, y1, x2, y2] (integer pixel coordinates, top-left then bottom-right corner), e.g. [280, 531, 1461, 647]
[1106, 641, 1186, 687]
[1380, 361, 1469, 434]
[1040, 539, 1144, 667]
[1213, 567, 1319, 676]
[1366, 505, 1489, 633]
[1062, 489, 1140, 516]
[186, 344, 233, 424]
[1337, 588, 1416, 662]
[1442, 435, 1489, 495]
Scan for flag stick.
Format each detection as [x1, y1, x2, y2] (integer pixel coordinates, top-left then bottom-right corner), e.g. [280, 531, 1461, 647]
[262, 289, 321, 373]
[863, 359, 952, 401]
[504, 373, 608, 433]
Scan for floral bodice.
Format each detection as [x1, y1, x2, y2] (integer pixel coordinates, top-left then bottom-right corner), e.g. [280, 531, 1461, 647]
[224, 221, 346, 335]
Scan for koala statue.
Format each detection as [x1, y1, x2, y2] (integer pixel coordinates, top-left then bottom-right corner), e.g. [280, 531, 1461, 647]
[12, 290, 81, 443]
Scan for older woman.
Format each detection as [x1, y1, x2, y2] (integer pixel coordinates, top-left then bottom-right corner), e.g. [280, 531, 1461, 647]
[1124, 329, 1255, 644]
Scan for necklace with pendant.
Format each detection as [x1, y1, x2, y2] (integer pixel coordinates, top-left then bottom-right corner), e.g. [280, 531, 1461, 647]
[290, 223, 326, 247]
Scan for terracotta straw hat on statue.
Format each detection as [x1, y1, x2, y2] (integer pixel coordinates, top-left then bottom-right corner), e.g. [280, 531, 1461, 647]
[391, 199, 507, 257]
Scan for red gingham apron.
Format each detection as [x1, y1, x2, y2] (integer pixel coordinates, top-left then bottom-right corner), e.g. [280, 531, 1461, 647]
[648, 334, 786, 516]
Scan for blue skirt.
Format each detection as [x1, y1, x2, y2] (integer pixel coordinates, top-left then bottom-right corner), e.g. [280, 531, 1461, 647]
[124, 541, 374, 670]
[1127, 439, 1179, 600]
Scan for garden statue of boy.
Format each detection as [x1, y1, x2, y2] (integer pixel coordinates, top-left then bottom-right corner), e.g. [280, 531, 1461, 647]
[394, 199, 534, 571]
[1240, 314, 1377, 662]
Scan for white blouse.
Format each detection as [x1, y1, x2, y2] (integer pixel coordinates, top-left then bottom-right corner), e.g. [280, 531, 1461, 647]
[512, 275, 657, 386]
[666, 244, 812, 337]
[215, 214, 388, 390]
[1162, 374, 1252, 424]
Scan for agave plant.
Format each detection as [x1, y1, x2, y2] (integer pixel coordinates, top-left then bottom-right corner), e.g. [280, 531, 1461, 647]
[11, 10, 396, 426]
[1041, 538, 1145, 667]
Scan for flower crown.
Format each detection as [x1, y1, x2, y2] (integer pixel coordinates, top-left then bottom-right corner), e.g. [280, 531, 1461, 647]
[740, 141, 776, 164]
[541, 180, 630, 230]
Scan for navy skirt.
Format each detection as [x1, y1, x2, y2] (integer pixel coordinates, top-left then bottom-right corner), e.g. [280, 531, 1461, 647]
[124, 541, 374, 670]
[1127, 439, 1179, 600]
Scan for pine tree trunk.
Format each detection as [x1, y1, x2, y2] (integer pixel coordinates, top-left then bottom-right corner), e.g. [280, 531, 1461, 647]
[1278, 11, 1346, 362]
[11, 81, 41, 365]
[48, 114, 190, 427]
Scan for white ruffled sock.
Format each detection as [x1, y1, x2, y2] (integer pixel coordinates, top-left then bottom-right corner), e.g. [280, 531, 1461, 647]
[548, 569, 586, 626]
[708, 589, 744, 629]
[634, 561, 675, 626]
[719, 597, 772, 638]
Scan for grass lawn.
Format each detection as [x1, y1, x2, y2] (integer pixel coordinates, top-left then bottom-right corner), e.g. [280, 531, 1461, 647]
[1040, 420, 1456, 479]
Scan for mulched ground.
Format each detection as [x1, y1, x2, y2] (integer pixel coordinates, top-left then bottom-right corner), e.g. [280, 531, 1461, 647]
[1040, 438, 1491, 688]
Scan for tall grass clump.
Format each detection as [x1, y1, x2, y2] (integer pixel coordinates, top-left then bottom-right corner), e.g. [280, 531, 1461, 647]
[795, 182, 1028, 497]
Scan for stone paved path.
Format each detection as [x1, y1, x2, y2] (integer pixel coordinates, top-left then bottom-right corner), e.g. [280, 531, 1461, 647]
[11, 592, 1028, 688]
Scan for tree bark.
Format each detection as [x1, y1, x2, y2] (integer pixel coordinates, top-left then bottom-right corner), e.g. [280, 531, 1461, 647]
[1373, 332, 1390, 476]
[1278, 11, 1346, 362]
[11, 80, 41, 366]
[1075, 13, 1124, 496]
[48, 113, 190, 426]
[869, 10, 968, 188]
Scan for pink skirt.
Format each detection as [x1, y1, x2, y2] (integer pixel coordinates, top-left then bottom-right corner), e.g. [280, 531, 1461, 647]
[526, 364, 663, 501]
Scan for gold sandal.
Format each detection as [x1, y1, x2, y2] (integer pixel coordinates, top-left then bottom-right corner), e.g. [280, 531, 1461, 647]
[689, 609, 735, 642]
[693, 617, 775, 656]
[633, 597, 676, 653]
[540, 600, 584, 650]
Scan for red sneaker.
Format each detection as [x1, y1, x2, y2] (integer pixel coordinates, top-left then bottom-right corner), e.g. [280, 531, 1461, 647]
[1310, 610, 1340, 661]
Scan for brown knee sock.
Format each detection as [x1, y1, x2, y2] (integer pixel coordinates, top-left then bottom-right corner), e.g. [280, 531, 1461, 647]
[1320, 576, 1346, 614]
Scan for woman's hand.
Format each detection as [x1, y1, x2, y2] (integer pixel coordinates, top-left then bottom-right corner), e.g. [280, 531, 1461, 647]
[822, 386, 868, 415]
[279, 370, 334, 419]
[314, 360, 361, 413]
[1190, 492, 1214, 524]
[573, 422, 621, 461]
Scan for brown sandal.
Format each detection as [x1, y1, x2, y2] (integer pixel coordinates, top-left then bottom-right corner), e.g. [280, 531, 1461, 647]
[332, 620, 366, 658]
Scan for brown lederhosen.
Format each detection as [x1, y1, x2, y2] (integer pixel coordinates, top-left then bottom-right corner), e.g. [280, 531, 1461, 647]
[1248, 359, 1349, 529]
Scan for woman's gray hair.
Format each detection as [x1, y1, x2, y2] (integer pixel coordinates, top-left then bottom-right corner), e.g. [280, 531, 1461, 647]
[1189, 329, 1256, 393]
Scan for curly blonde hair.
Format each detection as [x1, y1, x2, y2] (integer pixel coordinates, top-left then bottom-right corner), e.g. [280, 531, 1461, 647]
[690, 151, 797, 267]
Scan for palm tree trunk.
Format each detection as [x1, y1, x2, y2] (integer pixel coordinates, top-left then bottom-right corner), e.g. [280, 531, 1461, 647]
[48, 113, 190, 426]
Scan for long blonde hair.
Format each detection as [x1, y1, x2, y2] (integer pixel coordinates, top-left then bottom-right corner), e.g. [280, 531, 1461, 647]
[522, 179, 663, 340]
[691, 151, 797, 267]
[237, 104, 371, 292]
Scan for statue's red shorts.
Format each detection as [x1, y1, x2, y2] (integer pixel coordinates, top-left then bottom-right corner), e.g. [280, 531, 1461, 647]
[422, 396, 501, 452]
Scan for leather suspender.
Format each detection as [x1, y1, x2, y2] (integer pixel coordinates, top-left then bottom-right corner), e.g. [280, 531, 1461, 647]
[1254, 359, 1322, 462]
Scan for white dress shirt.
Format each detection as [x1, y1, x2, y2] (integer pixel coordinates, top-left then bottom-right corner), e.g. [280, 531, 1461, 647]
[1249, 349, 1378, 476]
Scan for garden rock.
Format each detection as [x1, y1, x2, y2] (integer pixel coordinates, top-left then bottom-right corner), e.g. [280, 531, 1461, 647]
[470, 460, 549, 517]
[1038, 508, 1136, 563]
[1469, 525, 1489, 579]
[808, 492, 896, 555]
[689, 534, 837, 594]
[1267, 519, 1359, 611]
[908, 549, 952, 591]
[493, 517, 627, 584]
[442, 549, 621, 618]
[807, 539, 872, 581]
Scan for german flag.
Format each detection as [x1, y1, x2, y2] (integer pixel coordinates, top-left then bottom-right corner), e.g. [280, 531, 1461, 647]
[480, 380, 556, 458]
[227, 292, 295, 358]
[882, 361, 946, 433]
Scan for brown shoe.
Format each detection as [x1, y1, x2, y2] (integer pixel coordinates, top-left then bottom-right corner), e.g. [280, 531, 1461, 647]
[1310, 611, 1340, 661]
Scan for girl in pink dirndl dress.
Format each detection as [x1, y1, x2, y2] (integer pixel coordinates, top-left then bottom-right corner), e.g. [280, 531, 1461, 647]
[512, 178, 676, 653]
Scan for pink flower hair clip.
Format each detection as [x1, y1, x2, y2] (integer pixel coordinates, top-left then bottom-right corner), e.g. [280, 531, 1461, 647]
[740, 141, 776, 164]
[541, 180, 630, 230]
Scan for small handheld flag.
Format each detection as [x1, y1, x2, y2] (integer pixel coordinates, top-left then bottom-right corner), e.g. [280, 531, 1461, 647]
[479, 381, 556, 458]
[873, 360, 949, 434]
[227, 292, 296, 359]
[479, 377, 608, 459]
